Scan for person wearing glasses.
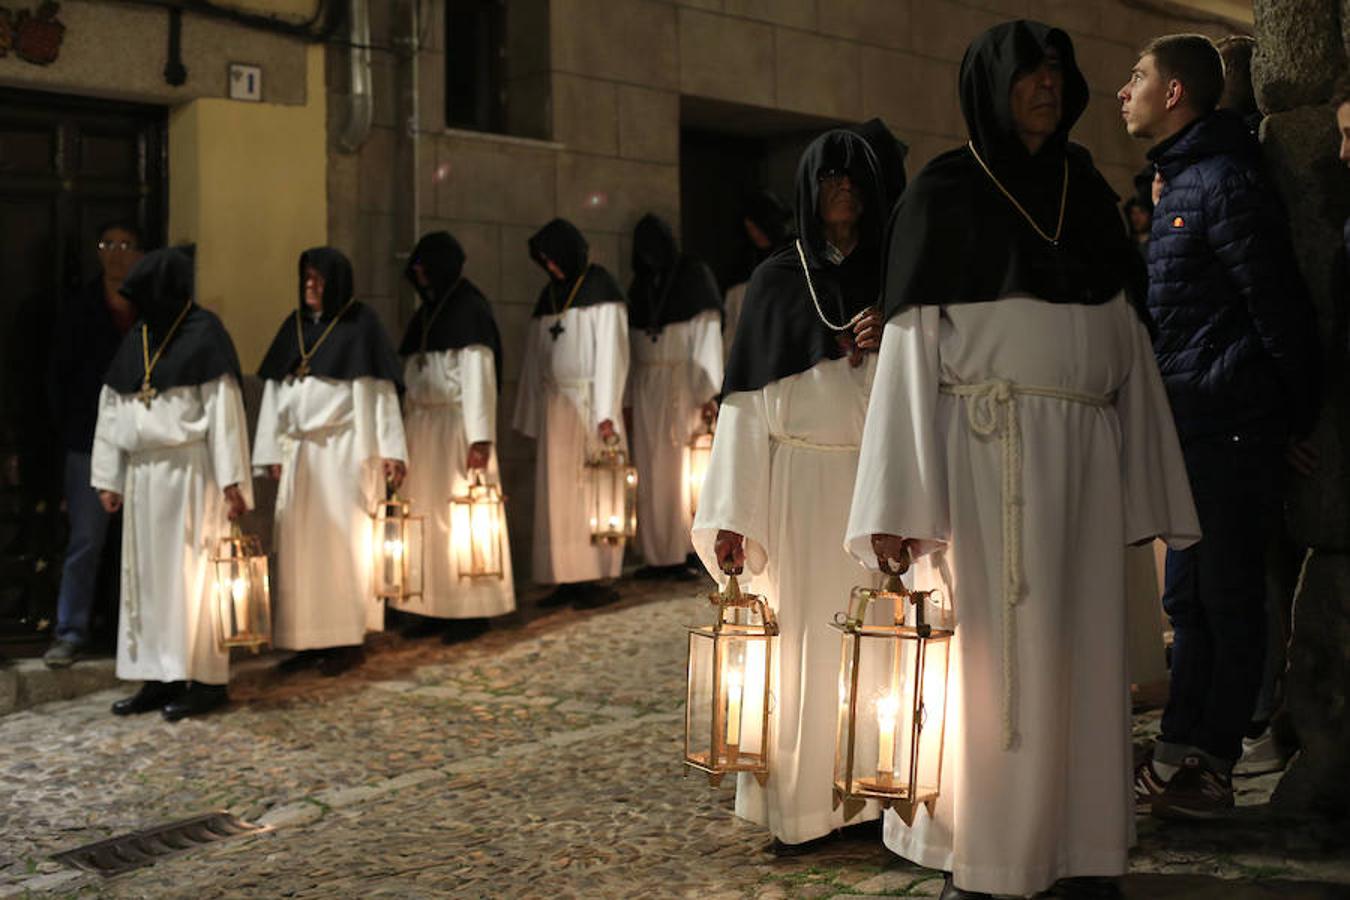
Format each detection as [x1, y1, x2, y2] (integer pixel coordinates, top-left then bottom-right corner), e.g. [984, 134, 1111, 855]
[43, 221, 144, 668]
[692, 129, 885, 856]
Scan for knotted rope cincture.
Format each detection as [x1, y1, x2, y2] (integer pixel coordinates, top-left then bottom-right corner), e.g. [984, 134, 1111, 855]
[940, 379, 1112, 749]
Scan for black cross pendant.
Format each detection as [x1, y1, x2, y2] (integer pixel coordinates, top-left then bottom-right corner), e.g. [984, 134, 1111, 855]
[548, 320, 565, 341]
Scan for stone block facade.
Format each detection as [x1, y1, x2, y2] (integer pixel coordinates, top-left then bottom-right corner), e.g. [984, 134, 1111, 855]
[328, 0, 1249, 584]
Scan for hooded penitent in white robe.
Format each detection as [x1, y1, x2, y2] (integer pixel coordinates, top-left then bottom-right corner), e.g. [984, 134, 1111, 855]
[91, 375, 254, 685]
[627, 310, 723, 567]
[253, 376, 408, 648]
[844, 296, 1200, 897]
[396, 345, 515, 619]
[512, 301, 630, 584]
[692, 354, 882, 844]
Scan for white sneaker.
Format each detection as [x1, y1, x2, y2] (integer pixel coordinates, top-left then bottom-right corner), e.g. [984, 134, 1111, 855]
[1233, 730, 1289, 777]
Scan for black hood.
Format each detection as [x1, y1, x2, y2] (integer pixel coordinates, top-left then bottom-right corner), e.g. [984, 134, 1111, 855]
[722, 128, 884, 396]
[119, 246, 194, 333]
[105, 247, 242, 395]
[879, 20, 1147, 325]
[399, 230, 503, 387]
[528, 218, 589, 283]
[298, 246, 356, 318]
[794, 128, 887, 269]
[258, 246, 403, 386]
[405, 230, 466, 307]
[960, 20, 1088, 170]
[628, 214, 722, 333]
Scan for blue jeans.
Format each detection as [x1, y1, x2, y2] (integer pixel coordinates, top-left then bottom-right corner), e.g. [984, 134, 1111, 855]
[1158, 432, 1284, 768]
[55, 451, 112, 645]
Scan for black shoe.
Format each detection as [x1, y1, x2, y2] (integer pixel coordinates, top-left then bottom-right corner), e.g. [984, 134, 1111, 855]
[1050, 876, 1123, 899]
[111, 681, 184, 716]
[537, 584, 576, 608]
[399, 616, 446, 639]
[938, 874, 991, 900]
[762, 833, 836, 857]
[162, 682, 228, 722]
[1152, 754, 1234, 820]
[440, 618, 490, 644]
[634, 565, 665, 580]
[318, 645, 365, 677]
[277, 649, 324, 673]
[573, 586, 620, 609]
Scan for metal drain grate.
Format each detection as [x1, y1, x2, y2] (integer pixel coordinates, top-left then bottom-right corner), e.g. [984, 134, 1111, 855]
[51, 811, 269, 876]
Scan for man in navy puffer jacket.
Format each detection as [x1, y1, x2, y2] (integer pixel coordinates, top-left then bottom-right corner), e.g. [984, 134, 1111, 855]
[1119, 34, 1320, 820]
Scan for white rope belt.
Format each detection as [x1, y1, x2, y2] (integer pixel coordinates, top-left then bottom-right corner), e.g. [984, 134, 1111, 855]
[940, 379, 1113, 749]
[769, 434, 859, 453]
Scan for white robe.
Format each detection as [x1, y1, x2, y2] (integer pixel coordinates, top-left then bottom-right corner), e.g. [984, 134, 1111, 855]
[627, 310, 723, 566]
[396, 345, 516, 619]
[692, 354, 881, 845]
[252, 375, 408, 649]
[512, 301, 630, 585]
[90, 375, 254, 685]
[844, 296, 1200, 897]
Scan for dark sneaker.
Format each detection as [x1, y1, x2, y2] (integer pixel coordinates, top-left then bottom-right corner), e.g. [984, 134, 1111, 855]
[162, 682, 228, 722]
[1050, 876, 1124, 898]
[938, 873, 992, 899]
[43, 639, 80, 669]
[1133, 757, 1169, 814]
[1152, 755, 1234, 820]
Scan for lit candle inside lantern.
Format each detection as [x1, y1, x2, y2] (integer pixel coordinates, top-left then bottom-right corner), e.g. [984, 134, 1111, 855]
[230, 571, 249, 629]
[383, 537, 403, 585]
[725, 666, 744, 749]
[876, 692, 900, 778]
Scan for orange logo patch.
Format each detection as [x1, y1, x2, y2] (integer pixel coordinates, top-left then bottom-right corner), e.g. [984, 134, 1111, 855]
[1172, 216, 1185, 228]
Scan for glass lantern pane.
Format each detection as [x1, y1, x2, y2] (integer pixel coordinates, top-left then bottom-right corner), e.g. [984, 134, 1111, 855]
[450, 499, 472, 575]
[472, 497, 502, 576]
[405, 516, 424, 597]
[376, 515, 404, 596]
[247, 554, 272, 641]
[686, 631, 714, 766]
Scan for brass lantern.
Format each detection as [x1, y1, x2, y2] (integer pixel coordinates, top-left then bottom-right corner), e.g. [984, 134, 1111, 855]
[449, 471, 505, 580]
[684, 429, 714, 519]
[832, 574, 953, 825]
[684, 574, 778, 786]
[211, 525, 272, 652]
[586, 438, 637, 544]
[372, 491, 425, 603]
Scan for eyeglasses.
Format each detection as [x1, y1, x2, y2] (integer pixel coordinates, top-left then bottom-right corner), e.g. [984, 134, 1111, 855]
[817, 169, 849, 186]
[97, 240, 137, 252]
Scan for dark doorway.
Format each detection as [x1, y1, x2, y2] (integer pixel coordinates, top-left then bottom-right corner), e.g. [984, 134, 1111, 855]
[679, 96, 844, 292]
[0, 87, 167, 655]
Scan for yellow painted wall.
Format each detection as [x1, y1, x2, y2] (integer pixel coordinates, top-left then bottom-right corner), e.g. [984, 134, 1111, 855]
[168, 44, 328, 368]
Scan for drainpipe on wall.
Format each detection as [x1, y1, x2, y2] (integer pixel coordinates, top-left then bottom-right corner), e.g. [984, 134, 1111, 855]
[336, 0, 372, 154]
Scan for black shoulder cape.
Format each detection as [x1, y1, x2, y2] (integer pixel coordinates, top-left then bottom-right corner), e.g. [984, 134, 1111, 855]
[399, 231, 503, 386]
[627, 214, 722, 333]
[257, 246, 403, 385]
[882, 20, 1145, 323]
[723, 128, 886, 395]
[104, 247, 242, 395]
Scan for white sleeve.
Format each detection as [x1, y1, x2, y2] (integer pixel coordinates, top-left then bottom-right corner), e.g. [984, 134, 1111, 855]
[688, 309, 724, 404]
[251, 379, 283, 472]
[460, 344, 497, 446]
[690, 388, 771, 585]
[590, 302, 630, 430]
[373, 378, 408, 462]
[202, 375, 254, 509]
[1118, 316, 1200, 549]
[89, 386, 126, 494]
[845, 306, 949, 567]
[512, 321, 542, 439]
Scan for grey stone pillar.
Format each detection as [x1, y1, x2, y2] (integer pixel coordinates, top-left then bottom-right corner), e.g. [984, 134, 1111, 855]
[1253, 0, 1350, 817]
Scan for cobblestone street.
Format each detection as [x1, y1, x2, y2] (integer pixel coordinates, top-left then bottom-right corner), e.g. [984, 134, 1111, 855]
[2, 575, 1347, 899]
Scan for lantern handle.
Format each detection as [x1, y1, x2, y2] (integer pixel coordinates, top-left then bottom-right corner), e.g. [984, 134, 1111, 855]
[710, 575, 780, 635]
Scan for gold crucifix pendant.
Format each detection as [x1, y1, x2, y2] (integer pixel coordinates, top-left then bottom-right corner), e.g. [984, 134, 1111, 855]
[136, 381, 157, 408]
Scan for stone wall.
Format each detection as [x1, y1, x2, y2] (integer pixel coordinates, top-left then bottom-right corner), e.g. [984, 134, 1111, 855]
[1252, 0, 1350, 817]
[331, 0, 1251, 585]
